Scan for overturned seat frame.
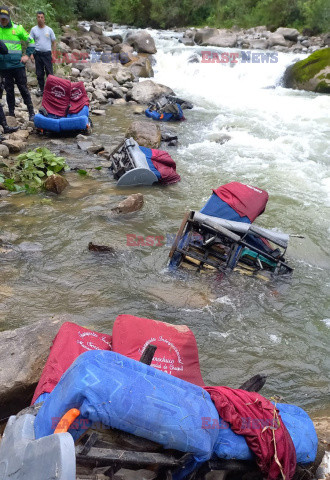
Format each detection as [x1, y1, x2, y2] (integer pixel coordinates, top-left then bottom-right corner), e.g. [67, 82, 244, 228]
[109, 138, 159, 187]
[169, 211, 293, 278]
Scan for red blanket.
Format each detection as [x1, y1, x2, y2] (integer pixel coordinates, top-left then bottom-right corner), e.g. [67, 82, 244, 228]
[213, 182, 269, 222]
[42, 75, 71, 117]
[69, 81, 89, 114]
[204, 386, 296, 480]
[151, 149, 181, 185]
[32, 322, 112, 404]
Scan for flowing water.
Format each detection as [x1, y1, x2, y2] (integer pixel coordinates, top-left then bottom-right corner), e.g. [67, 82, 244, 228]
[1, 27, 329, 415]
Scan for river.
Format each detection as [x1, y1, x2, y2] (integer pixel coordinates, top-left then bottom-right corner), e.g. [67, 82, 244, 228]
[0, 27, 329, 415]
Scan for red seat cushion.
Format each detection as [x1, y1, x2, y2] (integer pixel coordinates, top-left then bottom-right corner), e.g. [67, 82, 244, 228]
[32, 322, 112, 404]
[112, 314, 205, 386]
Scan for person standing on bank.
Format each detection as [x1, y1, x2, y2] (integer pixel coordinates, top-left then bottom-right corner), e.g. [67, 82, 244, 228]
[0, 38, 18, 140]
[30, 11, 56, 97]
[0, 6, 36, 121]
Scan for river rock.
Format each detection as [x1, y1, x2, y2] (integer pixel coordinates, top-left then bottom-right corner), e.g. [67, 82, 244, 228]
[92, 109, 106, 115]
[71, 67, 80, 77]
[87, 144, 104, 154]
[0, 144, 9, 158]
[77, 140, 93, 151]
[2, 139, 25, 153]
[129, 80, 173, 104]
[81, 67, 93, 78]
[0, 317, 69, 417]
[248, 39, 269, 49]
[126, 31, 157, 54]
[103, 36, 116, 47]
[44, 174, 69, 194]
[283, 48, 330, 93]
[268, 32, 291, 47]
[10, 130, 29, 141]
[129, 56, 154, 78]
[112, 98, 126, 105]
[133, 105, 145, 114]
[93, 89, 107, 103]
[206, 30, 238, 48]
[126, 120, 161, 148]
[115, 69, 134, 84]
[179, 36, 195, 46]
[89, 24, 103, 36]
[111, 193, 144, 214]
[5, 116, 18, 127]
[195, 28, 218, 45]
[275, 27, 300, 42]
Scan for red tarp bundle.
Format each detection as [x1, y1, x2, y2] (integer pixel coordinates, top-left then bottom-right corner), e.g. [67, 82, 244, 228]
[204, 386, 297, 480]
[69, 81, 89, 114]
[151, 149, 181, 185]
[112, 314, 205, 386]
[213, 182, 269, 222]
[42, 75, 71, 117]
[31, 322, 112, 404]
[42, 75, 89, 117]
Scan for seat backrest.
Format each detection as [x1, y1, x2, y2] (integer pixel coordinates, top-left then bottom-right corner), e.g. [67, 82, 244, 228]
[31, 322, 112, 404]
[69, 81, 89, 114]
[112, 314, 205, 386]
[42, 75, 71, 117]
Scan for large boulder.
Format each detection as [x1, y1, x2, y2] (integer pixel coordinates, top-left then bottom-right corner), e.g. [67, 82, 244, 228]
[283, 48, 330, 94]
[126, 120, 161, 148]
[204, 30, 238, 48]
[89, 23, 103, 36]
[0, 317, 69, 417]
[129, 80, 173, 104]
[275, 27, 300, 42]
[126, 31, 157, 54]
[195, 28, 218, 45]
[268, 32, 291, 47]
[129, 56, 154, 78]
[247, 39, 269, 50]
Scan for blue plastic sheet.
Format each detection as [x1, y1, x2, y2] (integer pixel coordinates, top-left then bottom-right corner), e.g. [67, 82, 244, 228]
[214, 403, 318, 464]
[34, 351, 219, 462]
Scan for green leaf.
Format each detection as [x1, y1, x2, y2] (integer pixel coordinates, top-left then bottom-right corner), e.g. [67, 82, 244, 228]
[95, 166, 102, 170]
[77, 169, 88, 176]
[46, 170, 54, 177]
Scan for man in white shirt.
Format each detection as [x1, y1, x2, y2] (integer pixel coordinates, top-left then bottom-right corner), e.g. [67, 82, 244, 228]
[30, 11, 56, 96]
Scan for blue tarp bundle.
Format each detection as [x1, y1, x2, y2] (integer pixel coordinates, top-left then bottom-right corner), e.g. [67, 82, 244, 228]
[214, 402, 318, 464]
[34, 350, 219, 462]
[34, 350, 318, 467]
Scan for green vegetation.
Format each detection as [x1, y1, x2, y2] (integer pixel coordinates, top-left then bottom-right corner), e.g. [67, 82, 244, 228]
[9, 0, 330, 34]
[0, 147, 68, 193]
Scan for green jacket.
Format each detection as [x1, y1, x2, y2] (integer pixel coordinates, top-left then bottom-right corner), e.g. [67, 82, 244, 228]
[0, 21, 35, 71]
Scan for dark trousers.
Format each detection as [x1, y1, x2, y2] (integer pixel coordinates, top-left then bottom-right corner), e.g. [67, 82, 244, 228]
[0, 104, 6, 127]
[1, 67, 33, 114]
[35, 51, 53, 92]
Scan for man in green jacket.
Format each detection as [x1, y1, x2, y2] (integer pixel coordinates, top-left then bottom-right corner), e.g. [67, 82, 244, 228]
[0, 6, 35, 120]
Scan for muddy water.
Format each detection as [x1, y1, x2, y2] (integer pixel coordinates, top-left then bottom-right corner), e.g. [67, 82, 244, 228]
[1, 37, 330, 416]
